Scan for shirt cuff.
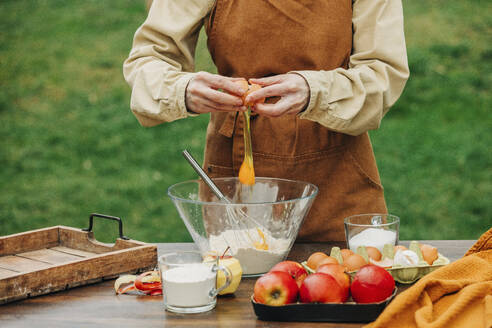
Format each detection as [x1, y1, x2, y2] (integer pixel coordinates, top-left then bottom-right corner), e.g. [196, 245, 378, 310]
[290, 70, 352, 132]
[176, 72, 199, 118]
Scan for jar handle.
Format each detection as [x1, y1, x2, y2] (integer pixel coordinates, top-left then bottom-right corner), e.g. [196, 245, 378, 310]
[209, 264, 232, 297]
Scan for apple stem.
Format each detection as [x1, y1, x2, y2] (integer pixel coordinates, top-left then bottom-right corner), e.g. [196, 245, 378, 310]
[222, 246, 231, 258]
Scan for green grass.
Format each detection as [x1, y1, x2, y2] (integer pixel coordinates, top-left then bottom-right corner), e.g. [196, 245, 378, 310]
[372, 1, 492, 239]
[1, 0, 490, 243]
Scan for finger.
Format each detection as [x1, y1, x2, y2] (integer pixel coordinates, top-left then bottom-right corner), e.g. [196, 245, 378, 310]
[220, 78, 247, 96]
[207, 75, 246, 95]
[210, 88, 244, 106]
[200, 97, 247, 112]
[253, 100, 291, 117]
[194, 72, 246, 96]
[190, 98, 245, 114]
[244, 84, 286, 104]
[190, 96, 246, 112]
[249, 74, 286, 86]
[192, 84, 243, 106]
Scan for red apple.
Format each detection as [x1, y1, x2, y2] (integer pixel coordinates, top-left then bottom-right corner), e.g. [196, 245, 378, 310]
[299, 273, 348, 303]
[253, 271, 299, 306]
[350, 265, 395, 303]
[316, 263, 351, 295]
[269, 260, 308, 288]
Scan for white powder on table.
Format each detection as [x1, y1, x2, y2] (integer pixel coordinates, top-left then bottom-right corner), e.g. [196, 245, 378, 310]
[209, 229, 291, 275]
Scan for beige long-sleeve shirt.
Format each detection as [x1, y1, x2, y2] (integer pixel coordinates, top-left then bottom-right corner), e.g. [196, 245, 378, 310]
[123, 0, 409, 136]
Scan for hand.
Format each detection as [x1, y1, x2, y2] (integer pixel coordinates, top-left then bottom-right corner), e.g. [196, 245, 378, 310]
[185, 71, 247, 114]
[245, 73, 310, 117]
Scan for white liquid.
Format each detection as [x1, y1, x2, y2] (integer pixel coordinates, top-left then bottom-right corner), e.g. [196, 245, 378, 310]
[349, 228, 396, 253]
[161, 263, 216, 308]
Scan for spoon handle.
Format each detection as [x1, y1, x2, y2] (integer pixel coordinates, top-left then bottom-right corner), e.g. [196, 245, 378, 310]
[182, 149, 229, 203]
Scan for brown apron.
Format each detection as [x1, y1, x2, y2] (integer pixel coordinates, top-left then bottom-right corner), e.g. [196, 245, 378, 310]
[204, 0, 387, 242]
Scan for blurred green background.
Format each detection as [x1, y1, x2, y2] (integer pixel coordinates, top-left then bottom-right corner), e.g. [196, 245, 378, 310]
[1, 0, 490, 243]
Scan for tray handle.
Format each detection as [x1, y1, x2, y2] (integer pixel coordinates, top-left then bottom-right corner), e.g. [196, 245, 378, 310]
[82, 213, 129, 240]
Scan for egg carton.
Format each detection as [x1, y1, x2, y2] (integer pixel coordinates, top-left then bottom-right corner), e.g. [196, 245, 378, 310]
[301, 241, 450, 284]
[378, 241, 449, 284]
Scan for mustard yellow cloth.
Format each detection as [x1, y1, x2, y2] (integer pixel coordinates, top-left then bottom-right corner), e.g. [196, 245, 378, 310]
[366, 228, 492, 328]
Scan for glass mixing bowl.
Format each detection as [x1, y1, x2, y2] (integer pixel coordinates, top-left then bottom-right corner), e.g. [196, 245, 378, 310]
[167, 177, 318, 276]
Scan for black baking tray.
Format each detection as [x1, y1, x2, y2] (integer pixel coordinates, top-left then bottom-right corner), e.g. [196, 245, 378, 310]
[251, 288, 397, 322]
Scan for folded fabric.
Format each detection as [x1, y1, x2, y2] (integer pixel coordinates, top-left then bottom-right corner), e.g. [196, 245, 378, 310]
[365, 228, 492, 328]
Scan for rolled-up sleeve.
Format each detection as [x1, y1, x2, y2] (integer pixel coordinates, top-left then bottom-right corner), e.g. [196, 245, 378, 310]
[295, 0, 409, 136]
[123, 0, 214, 127]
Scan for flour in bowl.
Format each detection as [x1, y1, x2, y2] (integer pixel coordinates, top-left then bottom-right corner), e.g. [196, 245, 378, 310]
[209, 229, 291, 275]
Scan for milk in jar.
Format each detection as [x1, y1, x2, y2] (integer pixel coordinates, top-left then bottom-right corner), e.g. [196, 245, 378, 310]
[162, 263, 216, 308]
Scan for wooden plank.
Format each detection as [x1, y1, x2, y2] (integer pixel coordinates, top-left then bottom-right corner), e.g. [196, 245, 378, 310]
[58, 226, 143, 254]
[0, 244, 157, 304]
[0, 268, 19, 279]
[17, 248, 86, 265]
[50, 246, 97, 258]
[58, 226, 112, 254]
[0, 255, 52, 272]
[0, 227, 59, 256]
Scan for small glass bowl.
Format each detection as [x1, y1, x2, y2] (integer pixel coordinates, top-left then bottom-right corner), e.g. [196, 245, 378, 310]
[344, 213, 400, 252]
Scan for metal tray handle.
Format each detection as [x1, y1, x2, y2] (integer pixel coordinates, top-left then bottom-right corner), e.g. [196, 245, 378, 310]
[82, 213, 129, 240]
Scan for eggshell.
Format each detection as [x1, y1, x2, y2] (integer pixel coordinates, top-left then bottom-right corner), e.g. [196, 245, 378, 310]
[366, 246, 382, 261]
[420, 244, 438, 265]
[340, 249, 354, 262]
[370, 257, 394, 268]
[393, 250, 419, 267]
[307, 252, 329, 270]
[394, 245, 408, 253]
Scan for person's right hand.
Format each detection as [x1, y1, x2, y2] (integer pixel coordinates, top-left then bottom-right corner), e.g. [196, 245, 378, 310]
[185, 72, 247, 114]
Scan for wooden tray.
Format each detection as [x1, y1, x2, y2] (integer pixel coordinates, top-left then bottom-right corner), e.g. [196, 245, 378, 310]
[0, 213, 157, 304]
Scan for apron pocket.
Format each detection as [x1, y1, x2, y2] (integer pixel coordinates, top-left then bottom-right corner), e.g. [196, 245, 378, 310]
[346, 150, 384, 191]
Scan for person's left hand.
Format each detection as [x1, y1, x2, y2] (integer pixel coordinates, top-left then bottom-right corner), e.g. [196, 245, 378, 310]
[245, 73, 310, 117]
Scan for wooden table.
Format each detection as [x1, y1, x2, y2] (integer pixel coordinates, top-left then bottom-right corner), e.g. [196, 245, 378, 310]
[0, 240, 474, 327]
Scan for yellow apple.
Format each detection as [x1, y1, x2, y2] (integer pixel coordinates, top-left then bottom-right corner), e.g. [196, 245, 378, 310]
[217, 257, 242, 295]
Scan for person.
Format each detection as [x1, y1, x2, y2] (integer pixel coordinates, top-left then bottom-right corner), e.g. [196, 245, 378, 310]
[123, 0, 409, 242]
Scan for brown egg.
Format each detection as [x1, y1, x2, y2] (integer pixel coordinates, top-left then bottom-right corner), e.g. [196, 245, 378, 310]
[420, 244, 438, 265]
[394, 245, 408, 253]
[343, 253, 367, 272]
[366, 246, 382, 261]
[316, 256, 339, 269]
[340, 249, 354, 262]
[307, 251, 329, 270]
